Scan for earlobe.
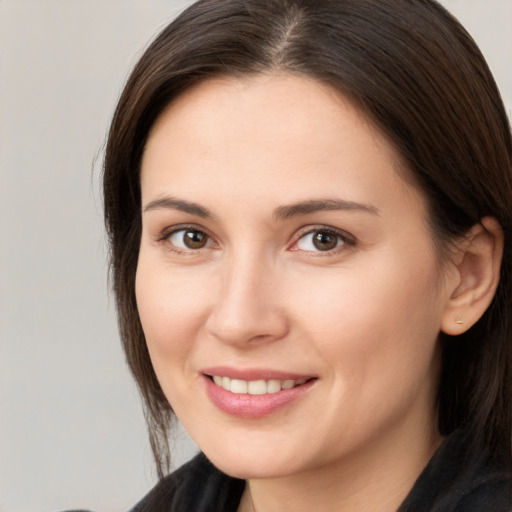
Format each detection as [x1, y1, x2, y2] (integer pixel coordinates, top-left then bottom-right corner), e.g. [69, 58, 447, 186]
[441, 217, 503, 336]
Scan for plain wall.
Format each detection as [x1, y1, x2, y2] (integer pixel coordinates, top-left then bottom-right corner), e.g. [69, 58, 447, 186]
[0, 1, 510, 511]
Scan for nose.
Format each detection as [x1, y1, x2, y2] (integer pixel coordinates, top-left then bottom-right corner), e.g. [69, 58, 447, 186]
[205, 253, 289, 347]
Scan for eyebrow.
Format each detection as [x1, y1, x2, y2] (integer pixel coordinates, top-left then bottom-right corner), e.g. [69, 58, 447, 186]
[143, 197, 215, 219]
[143, 196, 379, 221]
[273, 199, 380, 220]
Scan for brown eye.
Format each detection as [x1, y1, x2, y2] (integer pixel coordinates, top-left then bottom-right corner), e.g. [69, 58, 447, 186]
[169, 229, 210, 250]
[312, 231, 339, 251]
[295, 229, 345, 252]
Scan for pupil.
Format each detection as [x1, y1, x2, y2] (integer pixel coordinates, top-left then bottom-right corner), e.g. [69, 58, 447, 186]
[184, 230, 207, 249]
[313, 231, 337, 251]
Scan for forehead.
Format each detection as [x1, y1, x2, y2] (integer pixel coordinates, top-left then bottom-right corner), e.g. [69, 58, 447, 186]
[141, 73, 424, 218]
[149, 74, 383, 144]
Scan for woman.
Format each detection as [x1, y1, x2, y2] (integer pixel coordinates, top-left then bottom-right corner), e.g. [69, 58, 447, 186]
[102, 0, 512, 510]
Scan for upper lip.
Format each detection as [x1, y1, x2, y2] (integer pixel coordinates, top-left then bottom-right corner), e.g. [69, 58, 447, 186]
[201, 366, 316, 381]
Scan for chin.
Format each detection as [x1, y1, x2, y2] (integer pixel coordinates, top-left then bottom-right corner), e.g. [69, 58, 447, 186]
[209, 454, 292, 480]
[199, 439, 304, 480]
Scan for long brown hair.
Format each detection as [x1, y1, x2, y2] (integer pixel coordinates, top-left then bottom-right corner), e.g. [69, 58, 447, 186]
[103, 0, 512, 477]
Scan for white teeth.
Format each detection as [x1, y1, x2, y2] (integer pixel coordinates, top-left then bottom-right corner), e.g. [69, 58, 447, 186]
[230, 379, 248, 394]
[248, 379, 267, 395]
[281, 379, 295, 390]
[211, 376, 309, 395]
[266, 379, 282, 394]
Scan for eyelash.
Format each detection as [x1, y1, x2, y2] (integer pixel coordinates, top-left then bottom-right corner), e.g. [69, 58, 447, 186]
[290, 226, 355, 256]
[157, 225, 355, 256]
[157, 225, 216, 255]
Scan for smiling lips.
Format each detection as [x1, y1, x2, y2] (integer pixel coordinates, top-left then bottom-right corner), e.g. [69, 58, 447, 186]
[203, 370, 316, 418]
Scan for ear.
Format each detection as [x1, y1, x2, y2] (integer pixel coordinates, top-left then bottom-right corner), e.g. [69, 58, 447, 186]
[441, 217, 503, 336]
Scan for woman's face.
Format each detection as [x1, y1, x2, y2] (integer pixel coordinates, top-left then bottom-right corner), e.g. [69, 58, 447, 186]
[136, 74, 456, 479]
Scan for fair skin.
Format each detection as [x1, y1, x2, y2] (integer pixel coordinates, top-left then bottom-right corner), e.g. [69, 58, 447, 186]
[136, 74, 500, 511]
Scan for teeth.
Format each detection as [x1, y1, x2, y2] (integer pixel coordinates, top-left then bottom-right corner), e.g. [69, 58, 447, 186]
[248, 379, 266, 395]
[211, 376, 309, 395]
[230, 379, 247, 394]
[281, 379, 295, 390]
[267, 379, 281, 394]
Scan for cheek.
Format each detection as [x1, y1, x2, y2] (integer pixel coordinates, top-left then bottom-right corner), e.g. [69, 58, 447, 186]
[291, 261, 444, 437]
[135, 263, 210, 363]
[286, 253, 444, 380]
[134, 263, 215, 412]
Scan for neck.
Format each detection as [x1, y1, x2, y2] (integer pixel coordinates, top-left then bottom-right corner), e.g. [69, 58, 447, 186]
[239, 422, 442, 512]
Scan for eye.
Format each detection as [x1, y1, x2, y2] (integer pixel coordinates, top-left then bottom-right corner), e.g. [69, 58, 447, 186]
[294, 228, 347, 252]
[168, 228, 212, 250]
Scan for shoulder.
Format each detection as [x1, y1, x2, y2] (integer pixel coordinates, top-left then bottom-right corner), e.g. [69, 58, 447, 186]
[130, 452, 245, 512]
[399, 430, 512, 512]
[57, 454, 243, 512]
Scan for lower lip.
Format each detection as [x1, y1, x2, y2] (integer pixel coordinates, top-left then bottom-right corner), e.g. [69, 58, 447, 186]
[203, 376, 316, 419]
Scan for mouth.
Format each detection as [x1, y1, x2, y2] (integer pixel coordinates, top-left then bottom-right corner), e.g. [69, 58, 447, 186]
[207, 375, 311, 395]
[202, 370, 317, 418]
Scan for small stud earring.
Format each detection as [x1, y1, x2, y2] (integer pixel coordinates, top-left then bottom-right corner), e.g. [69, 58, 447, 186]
[455, 316, 463, 325]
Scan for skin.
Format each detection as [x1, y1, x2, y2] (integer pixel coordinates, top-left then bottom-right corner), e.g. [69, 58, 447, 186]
[136, 74, 463, 511]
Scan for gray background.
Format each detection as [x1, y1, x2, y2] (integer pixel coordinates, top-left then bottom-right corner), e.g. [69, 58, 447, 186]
[0, 1, 510, 511]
